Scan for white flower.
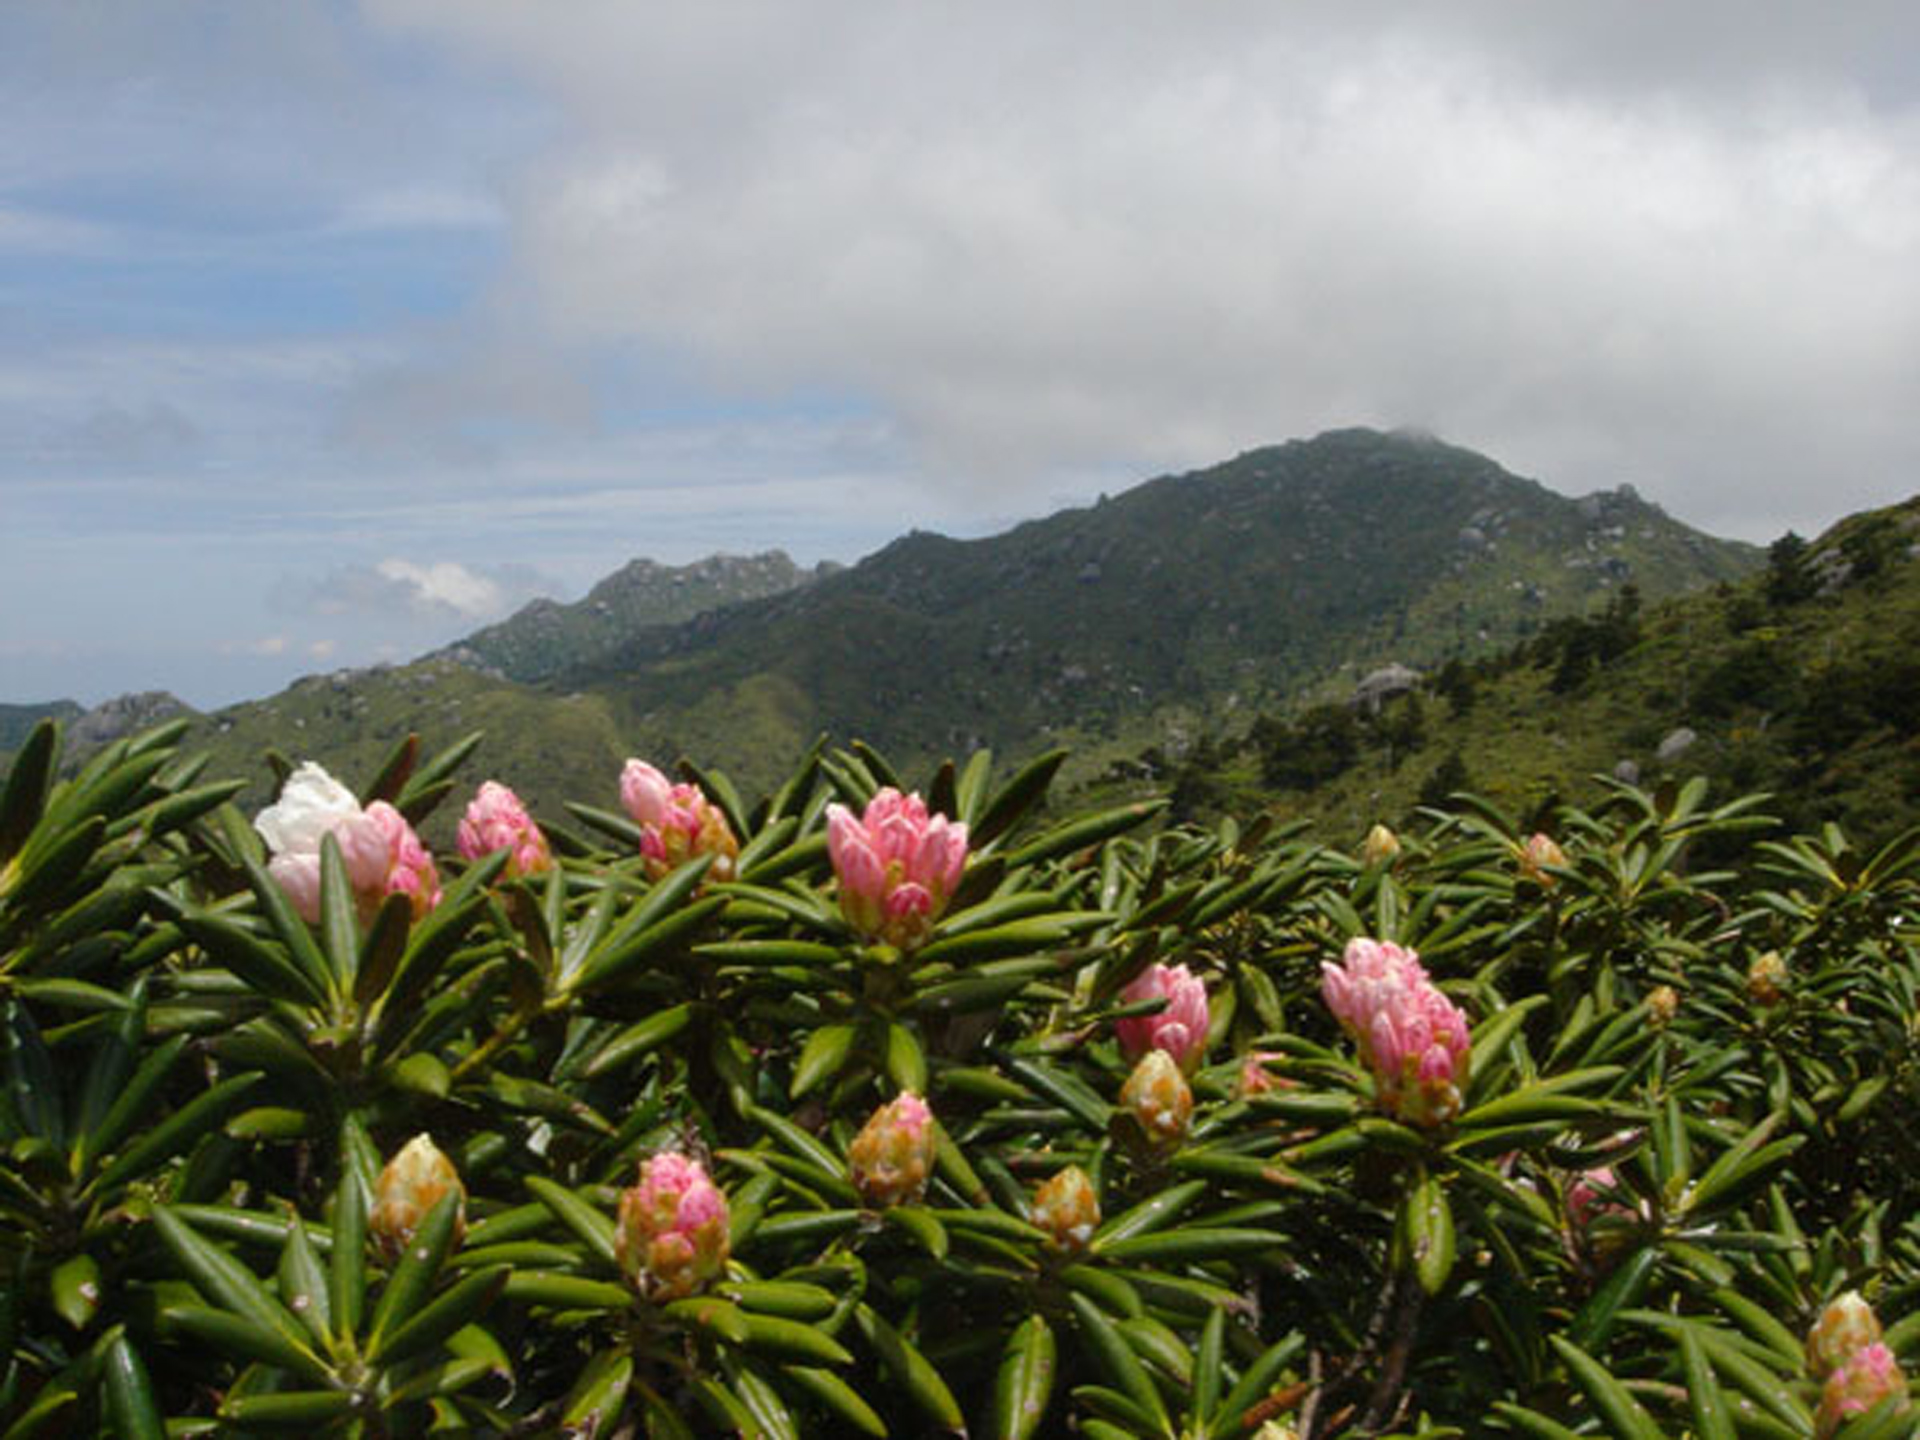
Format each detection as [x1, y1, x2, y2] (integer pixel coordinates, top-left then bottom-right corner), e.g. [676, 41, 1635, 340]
[255, 762, 362, 855]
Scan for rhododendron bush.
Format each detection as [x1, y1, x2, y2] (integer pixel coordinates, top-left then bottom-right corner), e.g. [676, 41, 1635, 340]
[2, 719, 1918, 1437]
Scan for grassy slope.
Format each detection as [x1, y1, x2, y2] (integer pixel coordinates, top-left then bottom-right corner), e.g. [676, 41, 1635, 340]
[1122, 497, 1920, 850]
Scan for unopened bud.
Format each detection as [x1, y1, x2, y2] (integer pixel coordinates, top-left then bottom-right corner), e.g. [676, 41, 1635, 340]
[848, 1093, 935, 1208]
[371, 1134, 466, 1262]
[1030, 1166, 1100, 1253]
[1808, 1292, 1885, 1379]
[1517, 832, 1566, 886]
[1646, 985, 1679, 1029]
[614, 1152, 731, 1300]
[1120, 1049, 1193, 1146]
[1747, 951, 1788, 1007]
[1360, 823, 1401, 868]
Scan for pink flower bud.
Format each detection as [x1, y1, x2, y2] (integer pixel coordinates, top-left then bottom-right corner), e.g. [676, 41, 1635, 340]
[1321, 938, 1471, 1128]
[619, 759, 738, 882]
[1030, 1165, 1100, 1252]
[826, 789, 968, 951]
[848, 1093, 935, 1208]
[457, 781, 552, 879]
[1115, 963, 1210, 1073]
[1237, 1050, 1282, 1099]
[1517, 832, 1566, 886]
[615, 1152, 731, 1300]
[371, 1134, 466, 1263]
[1815, 1343, 1908, 1438]
[1808, 1292, 1886, 1379]
[366, 801, 442, 920]
[1119, 1049, 1193, 1146]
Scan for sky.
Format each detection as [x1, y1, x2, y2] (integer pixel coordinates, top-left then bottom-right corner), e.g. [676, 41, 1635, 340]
[4, 3, 1919, 709]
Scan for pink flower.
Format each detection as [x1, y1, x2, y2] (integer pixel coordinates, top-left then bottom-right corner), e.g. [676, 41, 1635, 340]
[1816, 1343, 1909, 1438]
[826, 788, 968, 951]
[458, 781, 552, 880]
[367, 801, 441, 920]
[1115, 963, 1210, 1072]
[254, 762, 439, 923]
[614, 1152, 731, 1300]
[619, 760, 739, 882]
[1321, 938, 1471, 1128]
[848, 1093, 936, 1208]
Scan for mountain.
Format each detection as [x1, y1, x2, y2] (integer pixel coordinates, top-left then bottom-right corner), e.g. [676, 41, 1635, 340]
[440, 550, 827, 683]
[1140, 495, 1920, 850]
[182, 428, 1760, 821]
[565, 428, 1756, 790]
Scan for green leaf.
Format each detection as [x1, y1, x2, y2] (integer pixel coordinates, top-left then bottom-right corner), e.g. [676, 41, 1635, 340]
[329, 1168, 367, 1343]
[525, 1175, 619, 1270]
[664, 1296, 750, 1345]
[151, 1207, 318, 1364]
[970, 748, 1066, 847]
[1548, 1334, 1662, 1440]
[163, 1304, 332, 1385]
[885, 1021, 929, 1095]
[1069, 1292, 1170, 1436]
[218, 1390, 362, 1428]
[49, 1253, 100, 1331]
[1568, 1246, 1657, 1352]
[100, 1334, 165, 1440]
[1005, 1056, 1112, 1131]
[791, 1023, 859, 1100]
[0, 719, 60, 865]
[317, 834, 359, 995]
[89, 1071, 263, 1197]
[582, 1003, 697, 1078]
[368, 1190, 463, 1352]
[277, 1212, 332, 1349]
[1095, 1227, 1288, 1266]
[741, 1312, 855, 1366]
[567, 859, 719, 991]
[502, 1271, 634, 1311]
[559, 1348, 634, 1438]
[996, 1313, 1057, 1440]
[1678, 1328, 1735, 1440]
[784, 1365, 888, 1438]
[856, 1303, 965, 1434]
[883, 1205, 948, 1261]
[1193, 1307, 1225, 1425]
[375, 1265, 508, 1364]
[1092, 1180, 1206, 1250]
[1402, 1170, 1456, 1297]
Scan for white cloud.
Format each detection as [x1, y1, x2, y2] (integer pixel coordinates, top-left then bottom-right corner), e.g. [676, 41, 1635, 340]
[366, 3, 1920, 541]
[296, 558, 559, 624]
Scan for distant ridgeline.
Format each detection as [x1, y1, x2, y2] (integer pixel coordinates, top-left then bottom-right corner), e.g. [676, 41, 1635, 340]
[19, 428, 1801, 834]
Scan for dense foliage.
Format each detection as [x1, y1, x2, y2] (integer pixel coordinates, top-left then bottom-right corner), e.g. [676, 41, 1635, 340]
[3, 717, 1917, 1437]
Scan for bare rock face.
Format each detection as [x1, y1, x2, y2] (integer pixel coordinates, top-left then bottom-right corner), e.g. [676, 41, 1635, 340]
[71, 691, 194, 749]
[1656, 727, 1697, 764]
[1351, 664, 1423, 712]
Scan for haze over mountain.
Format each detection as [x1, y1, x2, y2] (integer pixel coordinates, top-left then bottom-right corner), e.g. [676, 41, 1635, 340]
[112, 427, 1758, 817]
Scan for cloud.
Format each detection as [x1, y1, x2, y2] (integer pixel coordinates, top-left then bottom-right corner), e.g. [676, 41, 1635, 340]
[365, 2, 1920, 540]
[293, 558, 561, 624]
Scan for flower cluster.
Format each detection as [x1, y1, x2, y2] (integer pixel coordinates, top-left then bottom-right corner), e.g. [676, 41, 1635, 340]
[826, 788, 968, 951]
[848, 1092, 936, 1208]
[1807, 1293, 1909, 1437]
[620, 760, 740, 883]
[1115, 962, 1209, 1072]
[457, 780, 552, 880]
[254, 762, 442, 923]
[1321, 937, 1472, 1127]
[614, 1152, 731, 1300]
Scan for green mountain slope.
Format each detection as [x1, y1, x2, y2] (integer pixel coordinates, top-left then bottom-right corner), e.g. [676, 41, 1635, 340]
[181, 427, 1759, 822]
[441, 550, 824, 683]
[570, 428, 1755, 790]
[1143, 496, 1920, 849]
